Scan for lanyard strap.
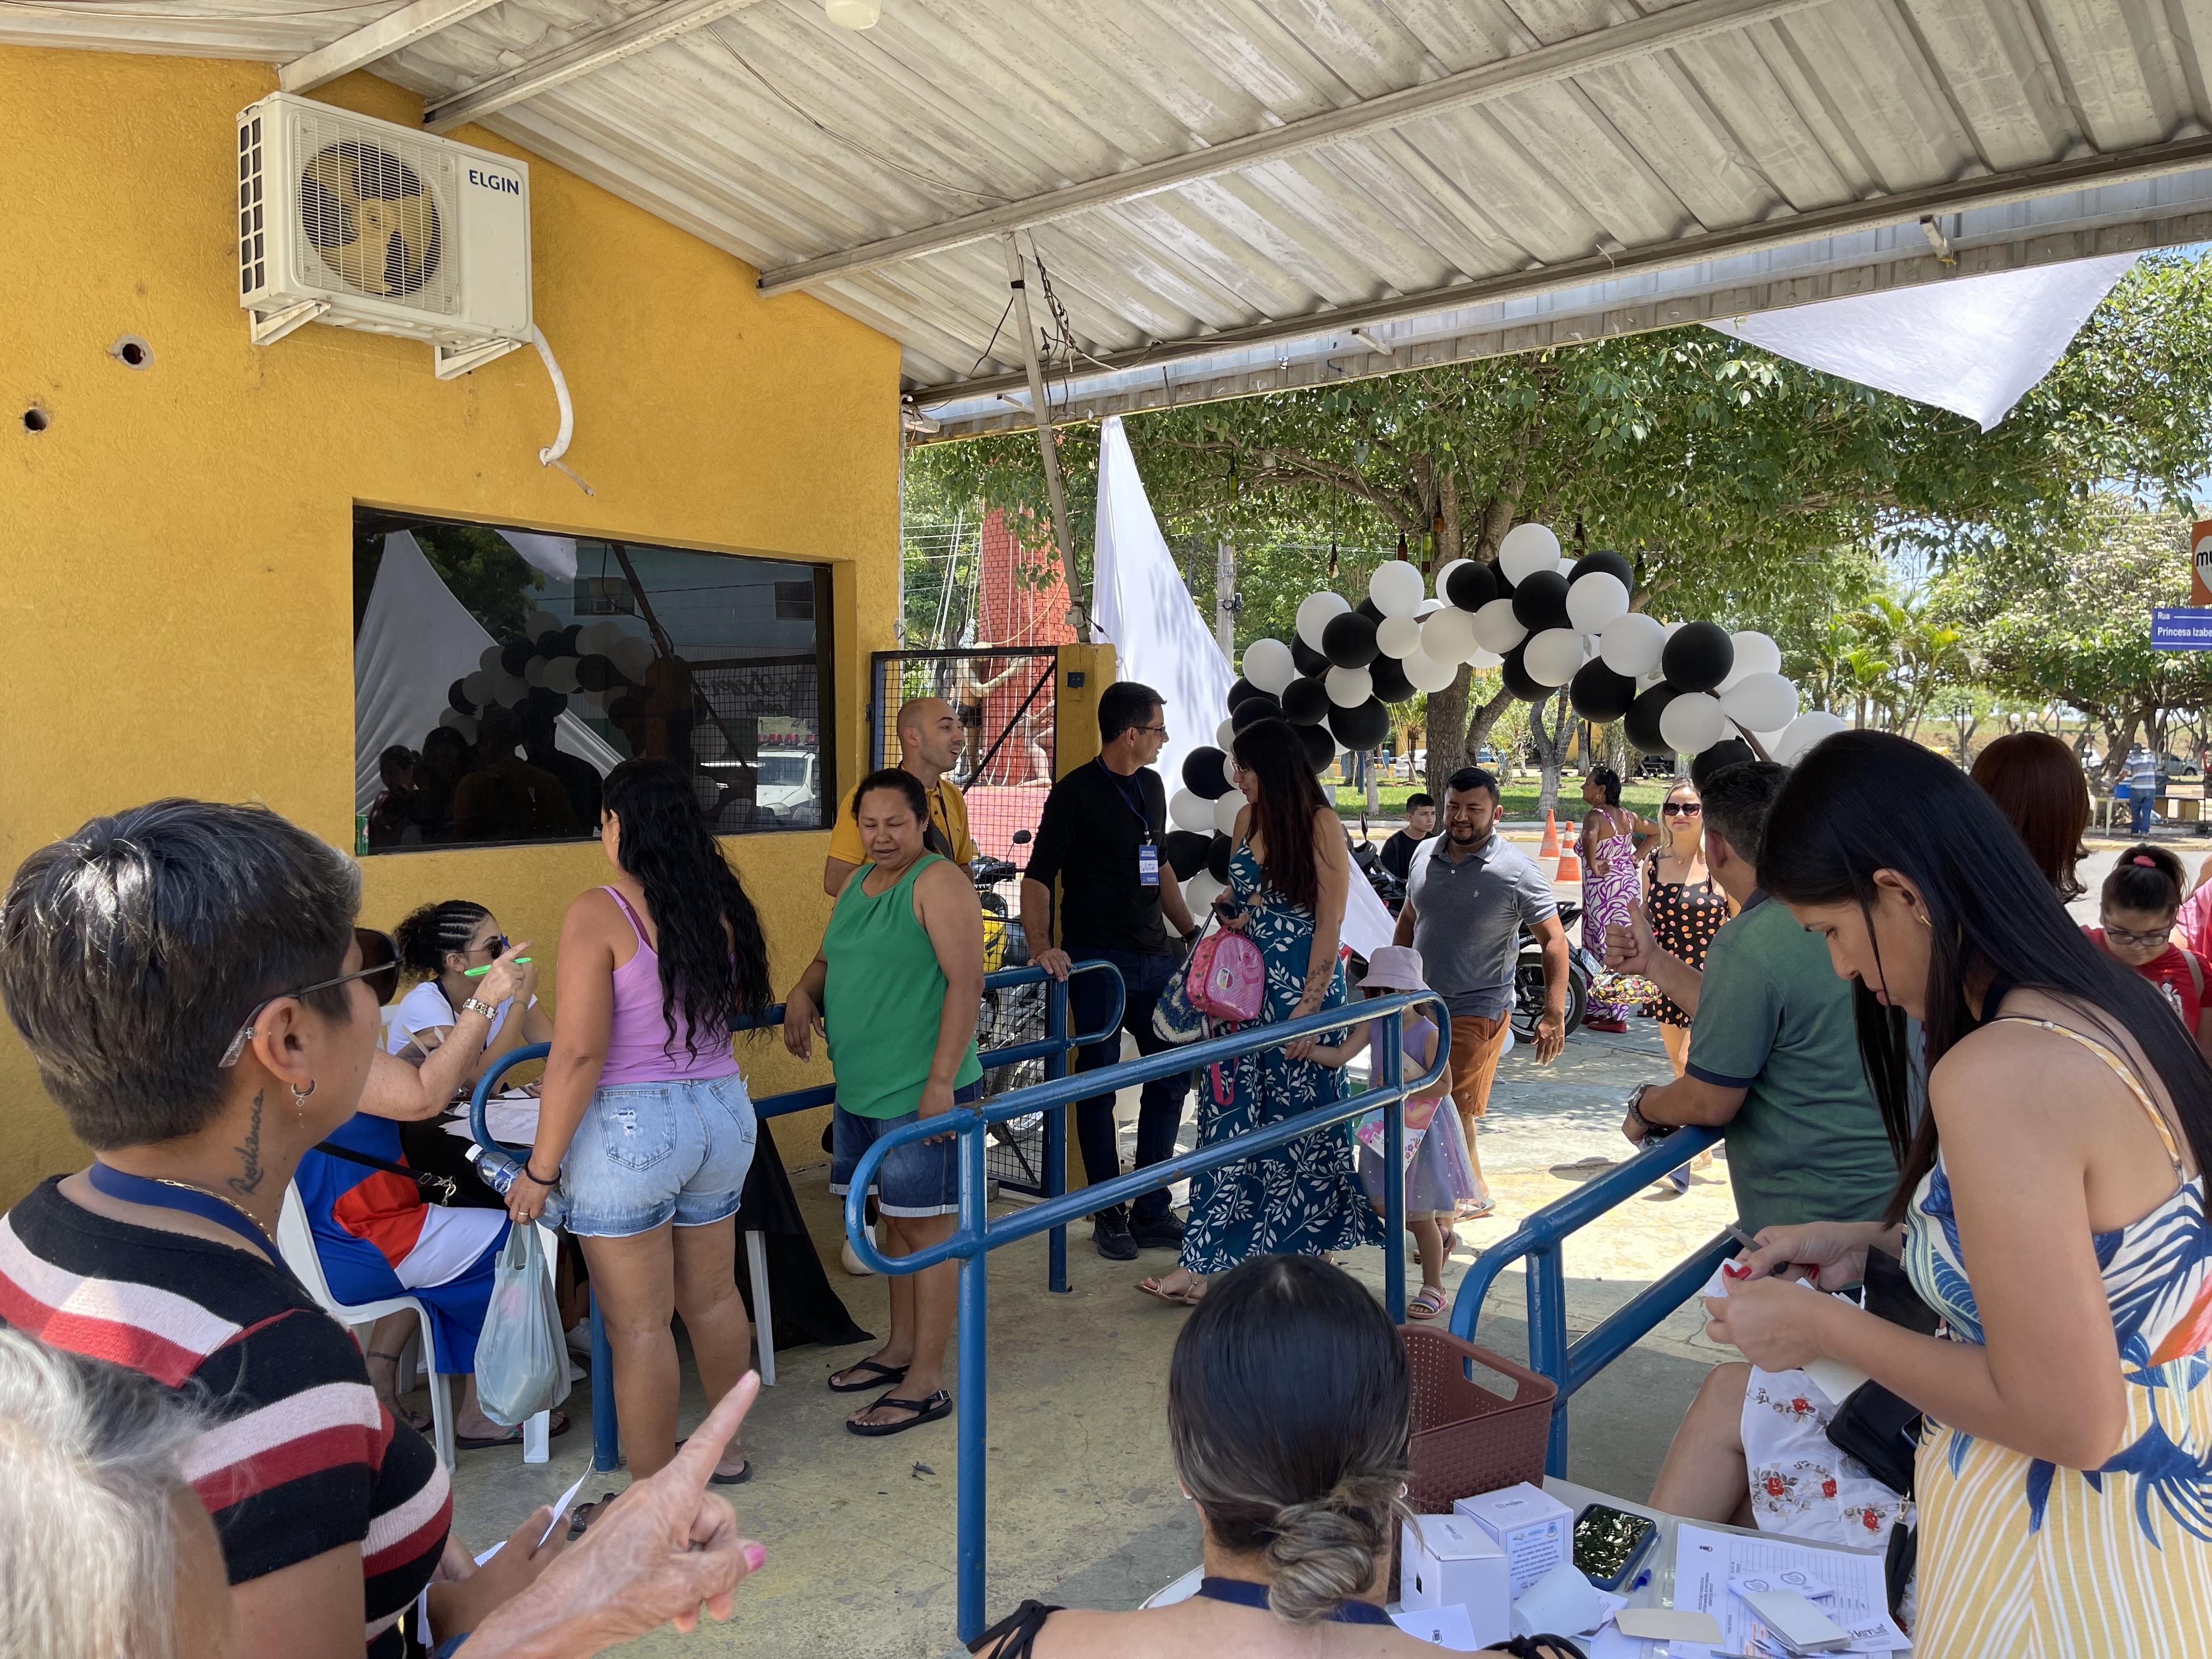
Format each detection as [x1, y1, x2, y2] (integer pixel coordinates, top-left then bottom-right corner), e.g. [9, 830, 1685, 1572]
[1096, 760, 1154, 839]
[86, 1160, 287, 1268]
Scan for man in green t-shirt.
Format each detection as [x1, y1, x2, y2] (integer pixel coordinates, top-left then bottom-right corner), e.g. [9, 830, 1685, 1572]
[1609, 762, 1896, 1234]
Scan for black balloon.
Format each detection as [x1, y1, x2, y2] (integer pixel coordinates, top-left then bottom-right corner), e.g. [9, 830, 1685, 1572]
[574, 653, 619, 692]
[1355, 596, 1385, 624]
[535, 628, 568, 656]
[1321, 611, 1381, 669]
[1280, 677, 1331, 725]
[1206, 832, 1234, 883]
[1510, 569, 1572, 633]
[1445, 560, 1498, 612]
[448, 677, 476, 716]
[499, 637, 535, 676]
[522, 686, 568, 718]
[1226, 677, 1270, 710]
[1661, 621, 1734, 694]
[1571, 549, 1634, 590]
[1624, 685, 1680, 753]
[1291, 636, 1330, 678]
[1690, 738, 1756, 788]
[1500, 644, 1545, 702]
[556, 623, 584, 657]
[1182, 746, 1234, 800]
[1297, 720, 1337, 774]
[1492, 562, 1517, 599]
[1162, 830, 1210, 880]
[1230, 695, 1283, 733]
[1368, 654, 1415, 705]
[1568, 659, 1638, 723]
[1329, 697, 1391, 751]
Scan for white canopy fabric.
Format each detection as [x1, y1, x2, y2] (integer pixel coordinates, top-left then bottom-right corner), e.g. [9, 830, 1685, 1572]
[1090, 417, 1394, 958]
[354, 532, 625, 814]
[1707, 253, 2138, 430]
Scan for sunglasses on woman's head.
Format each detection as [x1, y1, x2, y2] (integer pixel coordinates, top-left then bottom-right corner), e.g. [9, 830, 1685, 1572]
[217, 928, 400, 1068]
[1662, 802, 1702, 816]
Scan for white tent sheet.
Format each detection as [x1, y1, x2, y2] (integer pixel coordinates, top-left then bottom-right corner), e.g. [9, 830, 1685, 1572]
[354, 532, 625, 814]
[1090, 417, 1393, 958]
[1707, 252, 2137, 430]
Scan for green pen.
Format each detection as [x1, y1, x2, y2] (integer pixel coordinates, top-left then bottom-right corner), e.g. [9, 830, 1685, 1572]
[463, 959, 531, 976]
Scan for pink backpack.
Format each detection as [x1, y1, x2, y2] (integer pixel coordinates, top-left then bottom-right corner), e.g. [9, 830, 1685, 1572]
[1188, 929, 1267, 1025]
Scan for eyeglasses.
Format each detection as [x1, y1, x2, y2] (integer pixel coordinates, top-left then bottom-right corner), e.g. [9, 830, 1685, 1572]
[476, 933, 510, 958]
[1662, 803, 1703, 816]
[2103, 920, 2174, 949]
[218, 928, 400, 1068]
[1134, 724, 1170, 737]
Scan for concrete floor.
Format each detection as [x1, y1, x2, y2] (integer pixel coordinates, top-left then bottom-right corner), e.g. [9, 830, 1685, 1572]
[428, 1007, 1741, 1658]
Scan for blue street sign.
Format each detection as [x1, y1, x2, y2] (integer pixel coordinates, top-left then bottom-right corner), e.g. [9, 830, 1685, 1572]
[2153, 607, 2212, 650]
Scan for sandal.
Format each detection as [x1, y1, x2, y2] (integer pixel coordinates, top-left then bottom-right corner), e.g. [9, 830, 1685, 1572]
[846, 1388, 953, 1437]
[674, 1437, 752, 1485]
[455, 1410, 569, 1452]
[1136, 1276, 1203, 1305]
[828, 1357, 909, 1394]
[566, 1490, 622, 1541]
[1407, 1285, 1448, 1322]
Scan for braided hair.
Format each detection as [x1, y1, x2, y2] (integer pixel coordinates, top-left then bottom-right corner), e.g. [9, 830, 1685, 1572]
[394, 900, 492, 981]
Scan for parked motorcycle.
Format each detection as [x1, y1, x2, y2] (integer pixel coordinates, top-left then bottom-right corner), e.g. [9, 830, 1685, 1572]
[1511, 898, 1595, 1044]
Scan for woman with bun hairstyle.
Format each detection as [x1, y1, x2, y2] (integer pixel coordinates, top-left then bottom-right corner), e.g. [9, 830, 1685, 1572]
[385, 899, 551, 1082]
[504, 759, 771, 1496]
[969, 1255, 1580, 1658]
[2087, 844, 2212, 1060]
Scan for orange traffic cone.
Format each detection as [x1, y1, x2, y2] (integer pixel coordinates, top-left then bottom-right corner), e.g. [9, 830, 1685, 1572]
[1555, 850, 1581, 882]
[1538, 810, 1560, 860]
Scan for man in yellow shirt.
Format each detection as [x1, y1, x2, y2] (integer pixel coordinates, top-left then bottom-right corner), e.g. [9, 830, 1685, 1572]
[822, 696, 979, 895]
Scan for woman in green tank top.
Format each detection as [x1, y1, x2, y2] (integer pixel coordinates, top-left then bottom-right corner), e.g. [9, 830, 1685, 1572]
[783, 768, 983, 1436]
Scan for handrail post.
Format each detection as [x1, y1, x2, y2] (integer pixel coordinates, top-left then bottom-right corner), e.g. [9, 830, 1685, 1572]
[1044, 973, 1070, 1294]
[956, 1115, 991, 1642]
[1526, 1243, 1573, 1476]
[588, 1290, 620, 1471]
[1380, 1005, 1405, 1325]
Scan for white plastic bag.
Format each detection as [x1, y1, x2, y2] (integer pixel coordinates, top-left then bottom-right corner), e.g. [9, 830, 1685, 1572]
[474, 1224, 571, 1427]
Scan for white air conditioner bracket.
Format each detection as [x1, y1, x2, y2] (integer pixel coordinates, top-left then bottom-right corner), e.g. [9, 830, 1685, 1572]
[250, 300, 329, 346]
[433, 336, 528, 380]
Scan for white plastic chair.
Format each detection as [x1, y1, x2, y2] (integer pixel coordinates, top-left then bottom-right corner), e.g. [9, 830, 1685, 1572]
[278, 1185, 555, 1466]
[745, 1228, 775, 1386]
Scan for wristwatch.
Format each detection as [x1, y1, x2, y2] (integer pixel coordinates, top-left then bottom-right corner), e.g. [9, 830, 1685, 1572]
[1624, 1082, 1679, 1142]
[460, 997, 499, 1020]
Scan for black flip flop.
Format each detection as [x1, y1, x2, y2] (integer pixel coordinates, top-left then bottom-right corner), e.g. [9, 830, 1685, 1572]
[566, 1490, 622, 1541]
[847, 1388, 953, 1437]
[674, 1437, 752, 1485]
[828, 1357, 909, 1394]
[454, 1410, 570, 1452]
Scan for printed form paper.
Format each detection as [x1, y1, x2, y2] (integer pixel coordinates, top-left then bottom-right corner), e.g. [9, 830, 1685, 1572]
[1672, 1524, 1906, 1655]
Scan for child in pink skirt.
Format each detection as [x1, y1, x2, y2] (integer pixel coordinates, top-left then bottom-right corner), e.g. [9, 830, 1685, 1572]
[1310, 945, 1479, 1320]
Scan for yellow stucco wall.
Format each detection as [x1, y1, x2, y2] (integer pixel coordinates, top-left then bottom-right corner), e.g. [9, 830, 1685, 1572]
[0, 48, 899, 1204]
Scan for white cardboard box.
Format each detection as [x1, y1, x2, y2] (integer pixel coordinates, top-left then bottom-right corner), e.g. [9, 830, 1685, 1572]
[1453, 1482, 1572, 1599]
[1399, 1514, 1511, 1650]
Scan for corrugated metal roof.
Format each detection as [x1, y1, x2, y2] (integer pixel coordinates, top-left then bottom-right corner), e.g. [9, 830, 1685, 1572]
[12, 0, 2211, 409]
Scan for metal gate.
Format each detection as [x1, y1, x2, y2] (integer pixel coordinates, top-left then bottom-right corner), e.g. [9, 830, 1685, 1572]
[870, 647, 1061, 1193]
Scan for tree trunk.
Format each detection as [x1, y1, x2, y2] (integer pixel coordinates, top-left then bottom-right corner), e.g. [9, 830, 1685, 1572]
[1528, 689, 1571, 817]
[1423, 487, 1516, 795]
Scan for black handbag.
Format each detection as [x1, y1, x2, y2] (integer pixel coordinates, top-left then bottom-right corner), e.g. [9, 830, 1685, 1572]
[1823, 1249, 1939, 1498]
[311, 1139, 459, 1205]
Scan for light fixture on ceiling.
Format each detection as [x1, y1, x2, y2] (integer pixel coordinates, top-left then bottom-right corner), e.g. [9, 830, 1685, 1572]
[825, 0, 879, 27]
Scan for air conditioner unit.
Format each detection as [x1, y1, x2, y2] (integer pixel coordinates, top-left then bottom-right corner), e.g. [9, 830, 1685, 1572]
[236, 92, 532, 379]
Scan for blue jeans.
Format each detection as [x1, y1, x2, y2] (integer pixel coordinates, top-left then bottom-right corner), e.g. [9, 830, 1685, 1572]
[2134, 793, 2154, 834]
[559, 1071, 756, 1238]
[1069, 949, 1189, 1225]
[828, 1081, 984, 1218]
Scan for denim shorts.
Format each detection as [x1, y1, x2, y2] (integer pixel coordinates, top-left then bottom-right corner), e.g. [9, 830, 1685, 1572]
[827, 1080, 981, 1218]
[558, 1071, 757, 1238]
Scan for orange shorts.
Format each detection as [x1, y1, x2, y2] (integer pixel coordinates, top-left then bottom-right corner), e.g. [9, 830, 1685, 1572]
[1448, 1013, 1510, 1126]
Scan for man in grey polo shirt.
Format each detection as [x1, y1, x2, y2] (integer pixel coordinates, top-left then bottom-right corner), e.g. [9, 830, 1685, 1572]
[1392, 765, 1568, 1212]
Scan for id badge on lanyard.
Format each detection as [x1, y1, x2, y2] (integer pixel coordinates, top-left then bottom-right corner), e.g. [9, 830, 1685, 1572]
[1137, 838, 1160, 887]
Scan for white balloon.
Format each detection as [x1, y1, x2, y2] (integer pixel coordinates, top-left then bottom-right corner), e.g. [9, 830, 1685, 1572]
[1184, 870, 1225, 913]
[1775, 709, 1848, 764]
[1434, 557, 1471, 599]
[1660, 692, 1729, 755]
[462, 670, 494, 707]
[524, 610, 563, 642]
[1376, 616, 1423, 658]
[1169, 788, 1213, 833]
[1467, 648, 1504, 670]
[1498, 522, 1562, 584]
[1662, 620, 1685, 641]
[479, 644, 507, 676]
[1243, 637, 1296, 695]
[1599, 612, 1666, 678]
[1402, 650, 1458, 693]
[1224, 753, 1239, 790]
[1325, 665, 1373, 707]
[1718, 672, 1798, 734]
[584, 622, 625, 657]
[1557, 556, 1578, 579]
[545, 657, 582, 694]
[491, 674, 529, 706]
[1523, 628, 1587, 686]
[1297, 591, 1350, 649]
[1471, 598, 1528, 654]
[610, 635, 657, 681]
[437, 708, 475, 737]
[1420, 605, 1479, 664]
[523, 656, 552, 688]
[1216, 718, 1237, 749]
[1730, 630, 1782, 680]
[1565, 571, 1630, 633]
[1414, 598, 1444, 618]
[1369, 560, 1426, 619]
[1212, 791, 1245, 836]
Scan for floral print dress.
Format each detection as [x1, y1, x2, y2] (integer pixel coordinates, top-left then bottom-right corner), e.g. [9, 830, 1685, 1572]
[1178, 841, 1385, 1275]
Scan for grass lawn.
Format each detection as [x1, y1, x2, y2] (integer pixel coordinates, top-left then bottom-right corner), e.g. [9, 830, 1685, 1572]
[1331, 776, 1675, 825]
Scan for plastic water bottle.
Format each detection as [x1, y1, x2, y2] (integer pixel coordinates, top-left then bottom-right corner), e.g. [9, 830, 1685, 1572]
[470, 1144, 569, 1229]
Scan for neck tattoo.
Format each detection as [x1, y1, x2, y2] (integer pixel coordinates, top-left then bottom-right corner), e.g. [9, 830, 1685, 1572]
[228, 1088, 266, 1198]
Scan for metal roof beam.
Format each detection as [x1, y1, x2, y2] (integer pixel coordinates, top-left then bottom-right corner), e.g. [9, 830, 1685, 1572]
[904, 132, 2212, 414]
[280, 0, 505, 94]
[754, 0, 1832, 297]
[424, 0, 767, 133]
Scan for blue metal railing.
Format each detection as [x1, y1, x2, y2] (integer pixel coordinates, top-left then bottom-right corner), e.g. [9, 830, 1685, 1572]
[1447, 1123, 1734, 1475]
[840, 989, 1451, 1641]
[469, 961, 1126, 1477]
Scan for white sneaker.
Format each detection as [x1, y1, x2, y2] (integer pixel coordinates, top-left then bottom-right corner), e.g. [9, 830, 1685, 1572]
[841, 1238, 876, 1277]
[565, 1320, 592, 1359]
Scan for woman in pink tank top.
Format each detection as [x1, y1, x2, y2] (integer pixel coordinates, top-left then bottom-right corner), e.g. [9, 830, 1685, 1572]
[504, 760, 772, 1491]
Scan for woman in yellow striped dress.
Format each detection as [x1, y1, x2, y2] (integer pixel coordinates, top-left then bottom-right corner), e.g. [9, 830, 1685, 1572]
[1705, 732, 2212, 1658]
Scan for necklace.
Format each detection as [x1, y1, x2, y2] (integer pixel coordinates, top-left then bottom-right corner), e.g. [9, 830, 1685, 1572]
[151, 1177, 277, 1245]
[86, 1161, 281, 1255]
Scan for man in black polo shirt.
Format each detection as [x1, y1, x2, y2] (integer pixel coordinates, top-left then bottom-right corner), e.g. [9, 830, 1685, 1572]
[1021, 681, 1200, 1260]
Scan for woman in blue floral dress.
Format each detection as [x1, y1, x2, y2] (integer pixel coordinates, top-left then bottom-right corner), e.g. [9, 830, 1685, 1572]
[1141, 719, 1383, 1304]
